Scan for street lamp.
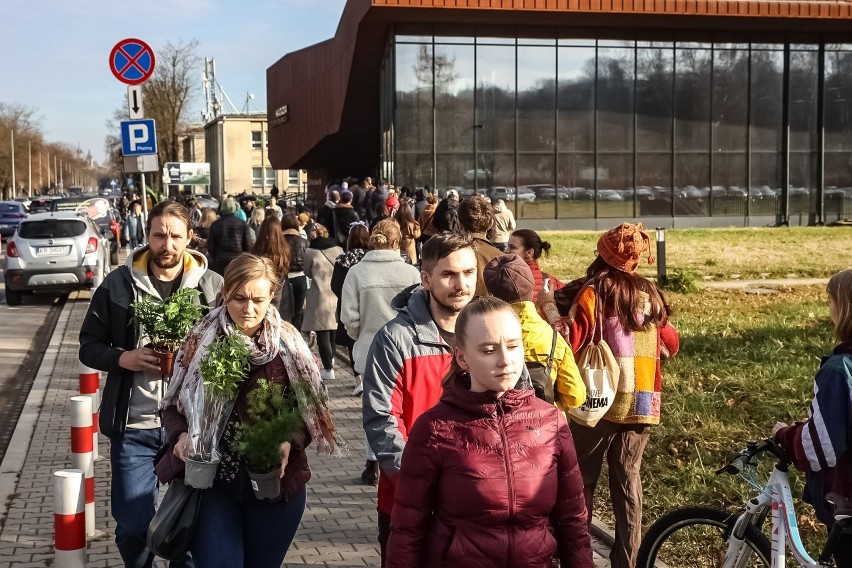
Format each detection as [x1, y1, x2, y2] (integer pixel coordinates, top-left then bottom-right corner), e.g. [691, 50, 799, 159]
[656, 227, 667, 286]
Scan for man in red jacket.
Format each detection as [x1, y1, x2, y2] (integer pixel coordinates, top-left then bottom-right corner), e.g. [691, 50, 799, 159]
[362, 232, 478, 565]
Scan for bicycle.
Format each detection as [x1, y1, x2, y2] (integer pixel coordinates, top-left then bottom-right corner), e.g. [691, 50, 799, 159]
[637, 439, 852, 567]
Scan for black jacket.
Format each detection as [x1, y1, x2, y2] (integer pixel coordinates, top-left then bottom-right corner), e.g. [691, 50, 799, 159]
[284, 231, 307, 273]
[78, 250, 222, 441]
[207, 214, 252, 275]
[331, 205, 360, 246]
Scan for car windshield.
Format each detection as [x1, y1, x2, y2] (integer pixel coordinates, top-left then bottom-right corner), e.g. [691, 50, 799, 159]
[19, 219, 87, 239]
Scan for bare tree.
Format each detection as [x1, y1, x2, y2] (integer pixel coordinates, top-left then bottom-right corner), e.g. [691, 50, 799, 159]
[144, 40, 200, 170]
[0, 103, 42, 197]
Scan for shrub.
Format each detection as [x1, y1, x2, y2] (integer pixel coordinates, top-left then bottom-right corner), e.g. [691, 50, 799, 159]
[663, 268, 699, 294]
[234, 379, 303, 473]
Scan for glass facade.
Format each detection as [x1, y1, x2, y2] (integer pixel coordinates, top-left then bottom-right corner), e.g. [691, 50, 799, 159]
[382, 34, 852, 223]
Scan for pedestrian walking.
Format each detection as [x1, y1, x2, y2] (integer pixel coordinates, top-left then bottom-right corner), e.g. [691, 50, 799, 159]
[282, 212, 308, 330]
[490, 198, 516, 251]
[207, 197, 252, 276]
[540, 222, 680, 568]
[303, 223, 344, 382]
[458, 195, 502, 297]
[160, 252, 345, 568]
[386, 296, 593, 568]
[252, 215, 294, 323]
[79, 200, 222, 568]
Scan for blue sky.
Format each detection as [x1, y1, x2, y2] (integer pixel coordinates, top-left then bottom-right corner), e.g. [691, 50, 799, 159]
[0, 0, 347, 164]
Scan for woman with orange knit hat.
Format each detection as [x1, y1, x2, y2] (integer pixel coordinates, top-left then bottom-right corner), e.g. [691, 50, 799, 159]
[539, 222, 680, 568]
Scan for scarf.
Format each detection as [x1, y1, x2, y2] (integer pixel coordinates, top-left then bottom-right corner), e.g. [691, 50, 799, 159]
[161, 305, 346, 457]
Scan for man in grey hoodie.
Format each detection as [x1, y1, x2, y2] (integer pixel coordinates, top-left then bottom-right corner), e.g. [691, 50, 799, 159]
[79, 200, 222, 568]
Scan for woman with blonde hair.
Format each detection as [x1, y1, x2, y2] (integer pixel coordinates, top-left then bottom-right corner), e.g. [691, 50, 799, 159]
[160, 253, 345, 567]
[248, 207, 265, 242]
[252, 215, 294, 322]
[774, 268, 852, 564]
[340, 219, 420, 484]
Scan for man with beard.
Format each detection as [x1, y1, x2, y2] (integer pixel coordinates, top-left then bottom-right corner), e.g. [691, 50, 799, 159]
[79, 200, 222, 568]
[362, 232, 480, 565]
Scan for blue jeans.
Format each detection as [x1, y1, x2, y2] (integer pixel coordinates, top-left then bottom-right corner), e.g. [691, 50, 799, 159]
[189, 474, 307, 567]
[110, 428, 193, 568]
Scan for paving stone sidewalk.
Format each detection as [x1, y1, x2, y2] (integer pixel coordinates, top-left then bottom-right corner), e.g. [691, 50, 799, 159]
[0, 291, 612, 567]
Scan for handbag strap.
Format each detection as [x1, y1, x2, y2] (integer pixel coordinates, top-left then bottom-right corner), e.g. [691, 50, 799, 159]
[545, 327, 558, 377]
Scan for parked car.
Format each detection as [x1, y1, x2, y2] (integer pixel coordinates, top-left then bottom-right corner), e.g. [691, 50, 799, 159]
[597, 189, 625, 201]
[50, 197, 121, 265]
[0, 201, 28, 240]
[3, 212, 111, 305]
[194, 193, 219, 209]
[523, 184, 557, 200]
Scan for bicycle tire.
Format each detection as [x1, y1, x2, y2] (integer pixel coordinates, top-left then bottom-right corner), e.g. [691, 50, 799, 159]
[637, 505, 772, 568]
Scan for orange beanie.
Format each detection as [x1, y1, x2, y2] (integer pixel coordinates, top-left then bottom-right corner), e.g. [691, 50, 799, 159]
[596, 222, 655, 273]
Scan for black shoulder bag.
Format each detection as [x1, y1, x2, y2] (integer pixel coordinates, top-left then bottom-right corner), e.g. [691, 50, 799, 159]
[526, 330, 558, 404]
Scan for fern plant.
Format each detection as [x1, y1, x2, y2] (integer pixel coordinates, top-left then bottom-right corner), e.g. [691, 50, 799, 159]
[132, 288, 203, 352]
[234, 379, 303, 473]
[200, 332, 251, 399]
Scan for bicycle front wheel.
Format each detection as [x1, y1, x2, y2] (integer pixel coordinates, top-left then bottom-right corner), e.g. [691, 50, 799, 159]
[637, 505, 771, 568]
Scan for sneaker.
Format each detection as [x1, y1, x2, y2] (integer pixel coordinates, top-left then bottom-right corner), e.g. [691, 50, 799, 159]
[351, 375, 363, 396]
[361, 460, 379, 486]
[320, 368, 335, 382]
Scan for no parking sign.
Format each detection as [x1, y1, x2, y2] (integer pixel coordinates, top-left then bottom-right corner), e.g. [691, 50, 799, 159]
[109, 38, 156, 85]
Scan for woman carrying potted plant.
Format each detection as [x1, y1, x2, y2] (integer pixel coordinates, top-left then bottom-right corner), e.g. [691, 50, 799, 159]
[160, 253, 345, 567]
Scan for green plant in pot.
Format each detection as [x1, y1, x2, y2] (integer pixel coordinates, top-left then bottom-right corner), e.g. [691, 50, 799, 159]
[234, 379, 303, 500]
[183, 332, 251, 489]
[132, 288, 203, 376]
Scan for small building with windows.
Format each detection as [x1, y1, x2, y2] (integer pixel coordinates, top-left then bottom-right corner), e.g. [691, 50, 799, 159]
[204, 113, 305, 199]
[266, 0, 852, 228]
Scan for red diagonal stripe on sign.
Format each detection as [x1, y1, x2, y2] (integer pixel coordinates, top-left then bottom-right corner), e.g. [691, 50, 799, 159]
[117, 45, 147, 76]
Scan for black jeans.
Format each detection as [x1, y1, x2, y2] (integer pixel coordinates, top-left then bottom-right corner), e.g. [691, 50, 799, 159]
[316, 330, 336, 370]
[289, 275, 307, 330]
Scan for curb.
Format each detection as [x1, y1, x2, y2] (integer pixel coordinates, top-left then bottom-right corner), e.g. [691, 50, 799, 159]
[590, 516, 616, 547]
[0, 292, 76, 529]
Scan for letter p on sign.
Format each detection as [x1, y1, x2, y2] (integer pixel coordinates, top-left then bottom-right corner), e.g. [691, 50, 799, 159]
[120, 119, 158, 156]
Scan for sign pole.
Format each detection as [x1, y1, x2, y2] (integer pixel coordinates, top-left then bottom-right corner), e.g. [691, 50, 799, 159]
[140, 172, 148, 242]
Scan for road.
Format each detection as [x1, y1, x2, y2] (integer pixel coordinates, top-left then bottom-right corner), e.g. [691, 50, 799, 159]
[0, 248, 67, 464]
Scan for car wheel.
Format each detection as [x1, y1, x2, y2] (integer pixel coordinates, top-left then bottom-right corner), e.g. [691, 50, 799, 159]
[5, 287, 22, 306]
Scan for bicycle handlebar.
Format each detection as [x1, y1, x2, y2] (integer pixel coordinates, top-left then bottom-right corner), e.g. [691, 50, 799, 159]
[715, 439, 791, 476]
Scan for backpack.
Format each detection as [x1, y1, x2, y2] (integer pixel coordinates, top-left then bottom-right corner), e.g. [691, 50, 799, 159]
[525, 329, 558, 404]
[567, 284, 621, 427]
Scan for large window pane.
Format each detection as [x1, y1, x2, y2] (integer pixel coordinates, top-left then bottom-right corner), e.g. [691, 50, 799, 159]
[637, 47, 673, 216]
[597, 153, 634, 218]
[436, 153, 472, 196]
[790, 50, 819, 215]
[557, 152, 595, 218]
[518, 154, 555, 219]
[675, 46, 711, 216]
[518, 46, 556, 152]
[476, 45, 515, 154]
[675, 154, 711, 216]
[557, 46, 595, 152]
[713, 47, 749, 215]
[750, 48, 783, 216]
[825, 46, 852, 218]
[395, 43, 434, 154]
[396, 153, 433, 189]
[435, 44, 474, 153]
[597, 44, 635, 152]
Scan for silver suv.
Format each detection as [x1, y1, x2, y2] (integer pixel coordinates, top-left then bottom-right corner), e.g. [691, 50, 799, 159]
[3, 211, 111, 305]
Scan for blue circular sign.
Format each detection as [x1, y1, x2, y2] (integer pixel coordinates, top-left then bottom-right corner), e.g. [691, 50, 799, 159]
[109, 38, 156, 85]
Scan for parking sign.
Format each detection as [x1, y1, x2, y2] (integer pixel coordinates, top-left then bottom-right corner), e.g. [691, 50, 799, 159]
[120, 119, 157, 156]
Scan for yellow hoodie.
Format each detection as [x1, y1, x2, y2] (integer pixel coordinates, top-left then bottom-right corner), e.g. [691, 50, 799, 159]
[513, 301, 586, 410]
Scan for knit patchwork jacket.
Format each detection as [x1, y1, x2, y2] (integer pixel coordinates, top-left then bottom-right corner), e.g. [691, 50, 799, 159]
[562, 285, 679, 425]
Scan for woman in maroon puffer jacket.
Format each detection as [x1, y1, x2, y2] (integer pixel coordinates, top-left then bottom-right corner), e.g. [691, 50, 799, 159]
[387, 297, 593, 568]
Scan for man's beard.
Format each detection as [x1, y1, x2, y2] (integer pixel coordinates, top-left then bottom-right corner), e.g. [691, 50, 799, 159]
[151, 250, 182, 269]
[430, 290, 469, 316]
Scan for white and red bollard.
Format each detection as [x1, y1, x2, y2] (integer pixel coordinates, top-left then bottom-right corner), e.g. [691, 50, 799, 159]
[70, 395, 95, 538]
[54, 469, 86, 567]
[78, 362, 100, 460]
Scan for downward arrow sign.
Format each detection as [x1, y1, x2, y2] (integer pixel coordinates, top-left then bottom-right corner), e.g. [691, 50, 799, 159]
[127, 85, 144, 119]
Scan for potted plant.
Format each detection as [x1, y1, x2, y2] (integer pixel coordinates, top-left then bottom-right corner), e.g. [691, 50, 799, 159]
[183, 332, 250, 489]
[132, 288, 203, 376]
[234, 379, 302, 500]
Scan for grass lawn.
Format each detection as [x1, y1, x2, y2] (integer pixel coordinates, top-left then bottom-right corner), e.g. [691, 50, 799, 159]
[536, 226, 852, 282]
[590, 284, 835, 551]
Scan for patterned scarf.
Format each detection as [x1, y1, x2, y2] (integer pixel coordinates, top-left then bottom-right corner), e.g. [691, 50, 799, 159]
[161, 305, 346, 457]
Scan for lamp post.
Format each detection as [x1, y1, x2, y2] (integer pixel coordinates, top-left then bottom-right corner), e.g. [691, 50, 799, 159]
[656, 227, 667, 286]
[10, 129, 16, 199]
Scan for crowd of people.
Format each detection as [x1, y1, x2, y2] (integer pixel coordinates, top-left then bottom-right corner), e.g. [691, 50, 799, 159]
[77, 178, 851, 567]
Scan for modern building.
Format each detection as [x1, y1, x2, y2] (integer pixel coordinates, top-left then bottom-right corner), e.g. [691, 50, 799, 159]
[267, 0, 851, 228]
[204, 113, 304, 199]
